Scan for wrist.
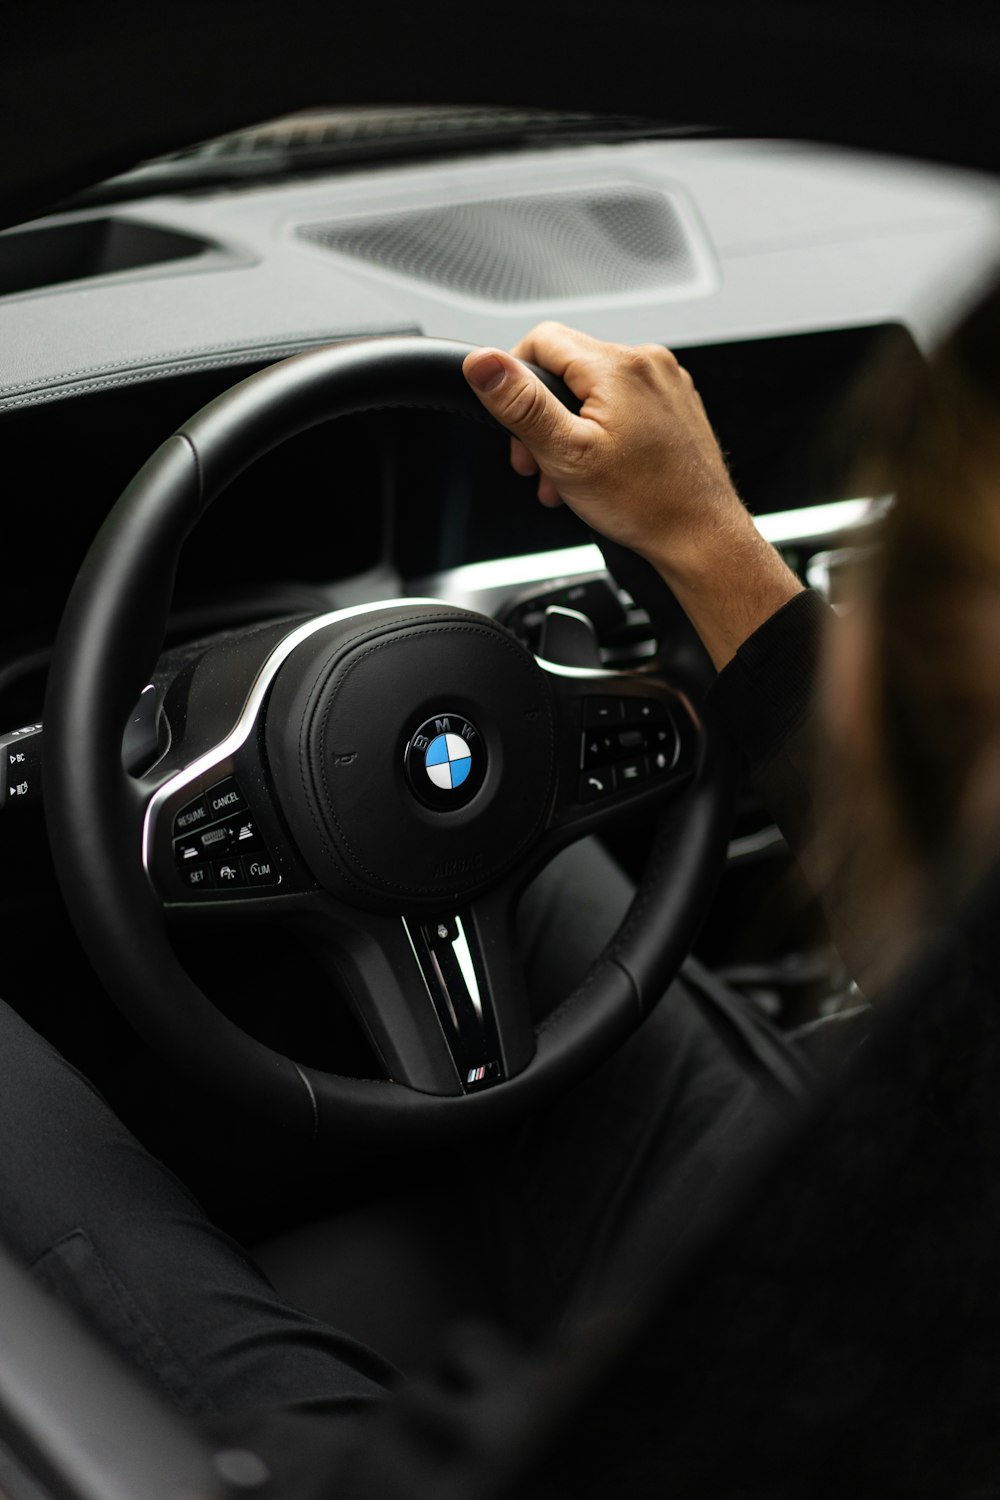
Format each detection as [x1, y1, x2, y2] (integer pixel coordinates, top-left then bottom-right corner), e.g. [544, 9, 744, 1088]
[640, 487, 759, 587]
[646, 522, 803, 670]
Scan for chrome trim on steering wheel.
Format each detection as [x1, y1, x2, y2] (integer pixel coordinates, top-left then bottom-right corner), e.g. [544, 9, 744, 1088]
[140, 597, 446, 879]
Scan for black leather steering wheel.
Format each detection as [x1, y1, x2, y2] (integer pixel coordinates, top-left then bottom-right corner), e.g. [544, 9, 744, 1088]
[43, 338, 735, 1148]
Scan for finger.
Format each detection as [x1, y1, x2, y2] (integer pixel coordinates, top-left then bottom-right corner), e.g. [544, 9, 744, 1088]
[510, 322, 610, 399]
[463, 349, 582, 462]
[510, 437, 538, 476]
[537, 474, 562, 507]
[510, 320, 609, 369]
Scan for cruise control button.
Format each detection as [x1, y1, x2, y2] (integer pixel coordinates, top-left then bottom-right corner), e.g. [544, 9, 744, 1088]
[228, 816, 263, 851]
[582, 698, 624, 727]
[198, 825, 231, 855]
[245, 855, 281, 886]
[181, 863, 214, 892]
[617, 757, 649, 787]
[212, 857, 246, 888]
[206, 778, 247, 821]
[174, 836, 203, 865]
[174, 795, 210, 835]
[579, 768, 616, 802]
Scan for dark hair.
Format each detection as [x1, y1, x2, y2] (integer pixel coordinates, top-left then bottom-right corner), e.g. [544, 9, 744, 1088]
[872, 276, 1000, 874]
[827, 272, 1000, 966]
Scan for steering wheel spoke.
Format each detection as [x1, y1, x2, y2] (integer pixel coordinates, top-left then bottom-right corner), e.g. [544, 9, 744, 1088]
[292, 883, 533, 1097]
[539, 659, 703, 841]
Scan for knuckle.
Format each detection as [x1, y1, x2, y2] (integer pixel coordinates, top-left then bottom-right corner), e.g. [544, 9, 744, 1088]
[623, 343, 682, 387]
[626, 351, 656, 384]
[623, 346, 656, 379]
[558, 421, 599, 473]
[501, 376, 551, 434]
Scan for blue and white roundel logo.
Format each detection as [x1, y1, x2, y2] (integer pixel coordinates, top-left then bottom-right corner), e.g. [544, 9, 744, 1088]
[424, 732, 473, 791]
[405, 713, 486, 808]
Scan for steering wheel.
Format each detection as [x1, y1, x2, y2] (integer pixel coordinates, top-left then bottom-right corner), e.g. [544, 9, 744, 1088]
[42, 338, 734, 1148]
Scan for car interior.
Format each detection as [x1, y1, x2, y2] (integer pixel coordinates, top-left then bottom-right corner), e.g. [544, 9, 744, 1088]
[2, 5, 1000, 1496]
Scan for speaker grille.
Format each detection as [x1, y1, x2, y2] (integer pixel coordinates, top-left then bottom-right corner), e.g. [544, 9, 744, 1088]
[297, 186, 699, 303]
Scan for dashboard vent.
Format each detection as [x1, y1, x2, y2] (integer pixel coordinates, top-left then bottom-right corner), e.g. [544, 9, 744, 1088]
[297, 186, 701, 304]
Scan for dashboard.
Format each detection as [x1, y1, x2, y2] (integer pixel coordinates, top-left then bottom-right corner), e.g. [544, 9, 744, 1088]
[1, 136, 997, 667]
[0, 137, 997, 635]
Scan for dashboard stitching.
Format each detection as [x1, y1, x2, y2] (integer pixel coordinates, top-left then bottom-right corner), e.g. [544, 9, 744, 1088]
[0, 364, 347, 410]
[0, 374, 508, 431]
[0, 358, 356, 411]
[0, 328, 417, 396]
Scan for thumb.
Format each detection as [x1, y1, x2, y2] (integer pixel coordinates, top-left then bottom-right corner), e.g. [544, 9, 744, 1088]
[463, 349, 580, 465]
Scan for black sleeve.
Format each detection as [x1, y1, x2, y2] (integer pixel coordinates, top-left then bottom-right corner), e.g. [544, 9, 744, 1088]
[706, 588, 832, 867]
[708, 588, 830, 773]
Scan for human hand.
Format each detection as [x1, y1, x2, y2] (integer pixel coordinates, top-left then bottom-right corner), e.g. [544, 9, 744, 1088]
[462, 322, 802, 667]
[464, 321, 738, 575]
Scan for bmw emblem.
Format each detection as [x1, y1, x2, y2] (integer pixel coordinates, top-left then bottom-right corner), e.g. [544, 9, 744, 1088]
[404, 713, 486, 809]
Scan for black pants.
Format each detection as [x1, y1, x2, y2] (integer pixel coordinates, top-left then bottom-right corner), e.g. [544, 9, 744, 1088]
[0, 841, 807, 1431]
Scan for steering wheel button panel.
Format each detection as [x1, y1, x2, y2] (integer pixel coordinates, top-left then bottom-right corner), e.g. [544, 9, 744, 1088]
[167, 772, 282, 894]
[578, 715, 679, 779]
[541, 668, 701, 824]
